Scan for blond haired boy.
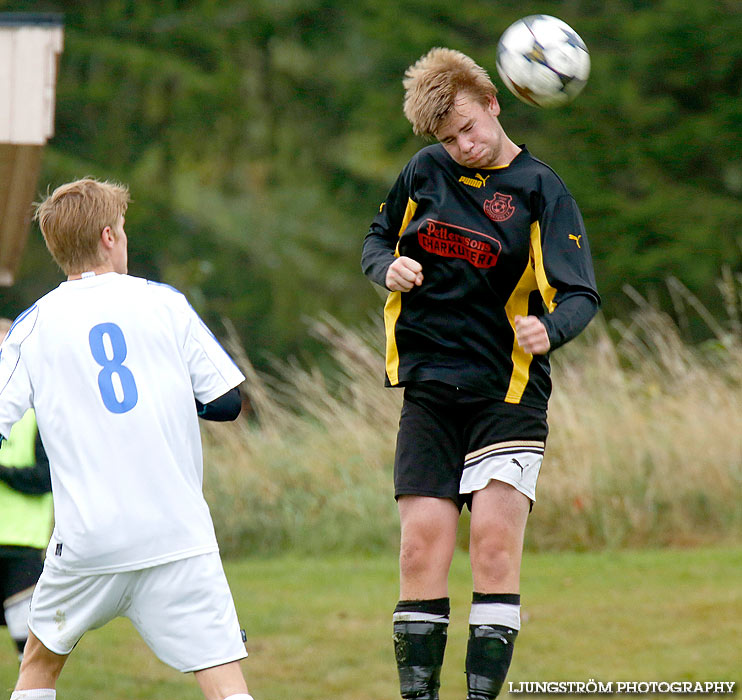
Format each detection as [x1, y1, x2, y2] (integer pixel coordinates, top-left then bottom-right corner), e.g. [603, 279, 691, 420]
[363, 48, 600, 699]
[1, 178, 254, 700]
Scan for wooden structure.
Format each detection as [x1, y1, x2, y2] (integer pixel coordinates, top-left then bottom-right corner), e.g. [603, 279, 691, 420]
[0, 13, 63, 286]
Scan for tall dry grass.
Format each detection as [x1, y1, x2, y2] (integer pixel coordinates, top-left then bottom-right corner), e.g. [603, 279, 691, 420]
[202, 317, 403, 556]
[203, 275, 742, 556]
[537, 274, 742, 549]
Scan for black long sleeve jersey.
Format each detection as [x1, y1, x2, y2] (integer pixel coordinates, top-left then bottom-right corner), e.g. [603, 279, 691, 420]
[362, 144, 600, 410]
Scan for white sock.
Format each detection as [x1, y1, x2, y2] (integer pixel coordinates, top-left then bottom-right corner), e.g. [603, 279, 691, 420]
[223, 695, 254, 700]
[10, 691, 56, 700]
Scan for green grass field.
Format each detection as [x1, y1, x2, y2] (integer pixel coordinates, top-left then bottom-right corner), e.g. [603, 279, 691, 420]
[2, 546, 739, 699]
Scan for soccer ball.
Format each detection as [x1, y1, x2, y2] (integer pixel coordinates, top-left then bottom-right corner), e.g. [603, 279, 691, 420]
[496, 15, 590, 108]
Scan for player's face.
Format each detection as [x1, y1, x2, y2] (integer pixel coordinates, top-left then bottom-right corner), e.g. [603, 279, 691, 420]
[435, 93, 505, 169]
[111, 214, 128, 274]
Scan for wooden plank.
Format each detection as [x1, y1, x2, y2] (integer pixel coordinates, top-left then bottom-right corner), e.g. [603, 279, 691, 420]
[0, 14, 63, 285]
[0, 32, 11, 141]
[0, 19, 63, 144]
[0, 143, 44, 286]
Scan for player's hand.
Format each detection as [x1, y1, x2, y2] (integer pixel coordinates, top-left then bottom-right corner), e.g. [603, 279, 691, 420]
[386, 256, 423, 292]
[514, 315, 551, 355]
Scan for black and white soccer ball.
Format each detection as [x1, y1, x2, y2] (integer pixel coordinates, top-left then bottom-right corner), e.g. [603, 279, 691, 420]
[496, 15, 590, 108]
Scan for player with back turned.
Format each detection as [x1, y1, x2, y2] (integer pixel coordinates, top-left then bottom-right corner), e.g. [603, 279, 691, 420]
[362, 48, 600, 699]
[0, 178, 257, 700]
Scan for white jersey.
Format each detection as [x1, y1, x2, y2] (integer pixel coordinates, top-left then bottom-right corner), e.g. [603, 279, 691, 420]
[0, 273, 245, 574]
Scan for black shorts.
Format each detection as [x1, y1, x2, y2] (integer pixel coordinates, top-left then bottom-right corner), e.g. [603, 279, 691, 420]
[394, 381, 548, 509]
[0, 546, 44, 626]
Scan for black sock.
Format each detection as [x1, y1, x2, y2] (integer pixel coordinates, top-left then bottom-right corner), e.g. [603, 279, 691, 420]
[393, 598, 450, 700]
[466, 593, 520, 699]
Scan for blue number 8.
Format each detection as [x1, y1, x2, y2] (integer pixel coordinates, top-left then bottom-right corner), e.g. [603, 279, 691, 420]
[89, 323, 139, 414]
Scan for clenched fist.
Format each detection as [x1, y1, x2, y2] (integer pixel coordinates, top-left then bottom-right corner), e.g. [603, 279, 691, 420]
[386, 256, 424, 292]
[514, 315, 551, 355]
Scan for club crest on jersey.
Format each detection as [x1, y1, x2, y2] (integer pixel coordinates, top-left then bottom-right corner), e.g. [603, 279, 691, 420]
[483, 192, 515, 222]
[418, 219, 501, 268]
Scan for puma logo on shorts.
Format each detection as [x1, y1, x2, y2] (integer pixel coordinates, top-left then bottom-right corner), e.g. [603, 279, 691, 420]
[460, 440, 545, 502]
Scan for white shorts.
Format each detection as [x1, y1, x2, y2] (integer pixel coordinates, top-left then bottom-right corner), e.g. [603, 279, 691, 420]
[28, 552, 247, 673]
[460, 440, 545, 502]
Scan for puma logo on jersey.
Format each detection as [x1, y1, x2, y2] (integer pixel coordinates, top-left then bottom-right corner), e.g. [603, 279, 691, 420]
[379, 202, 386, 213]
[458, 173, 490, 189]
[569, 234, 582, 248]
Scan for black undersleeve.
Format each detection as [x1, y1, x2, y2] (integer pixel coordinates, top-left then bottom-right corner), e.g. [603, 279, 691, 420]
[195, 387, 242, 421]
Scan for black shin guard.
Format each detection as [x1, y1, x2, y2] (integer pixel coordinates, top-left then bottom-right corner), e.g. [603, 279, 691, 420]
[466, 593, 520, 699]
[465, 624, 518, 698]
[393, 598, 450, 700]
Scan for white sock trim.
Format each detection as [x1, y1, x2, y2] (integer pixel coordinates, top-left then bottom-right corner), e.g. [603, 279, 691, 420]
[4, 596, 31, 640]
[10, 690, 57, 699]
[469, 602, 521, 630]
[223, 695, 254, 700]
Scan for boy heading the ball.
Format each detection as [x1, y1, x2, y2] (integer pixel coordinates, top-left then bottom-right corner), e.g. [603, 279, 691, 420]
[362, 48, 600, 698]
[0, 178, 255, 700]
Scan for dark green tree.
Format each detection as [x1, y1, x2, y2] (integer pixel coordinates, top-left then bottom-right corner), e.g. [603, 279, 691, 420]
[1, 0, 739, 362]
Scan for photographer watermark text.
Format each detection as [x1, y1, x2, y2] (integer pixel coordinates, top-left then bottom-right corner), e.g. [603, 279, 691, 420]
[509, 680, 737, 695]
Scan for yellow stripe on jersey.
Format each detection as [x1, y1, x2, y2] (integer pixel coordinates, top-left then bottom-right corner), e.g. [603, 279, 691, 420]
[530, 220, 557, 312]
[397, 198, 418, 245]
[384, 198, 418, 385]
[504, 221, 559, 403]
[384, 291, 402, 384]
[504, 257, 537, 403]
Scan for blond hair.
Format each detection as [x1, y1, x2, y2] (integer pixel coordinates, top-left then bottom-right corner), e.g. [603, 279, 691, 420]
[403, 47, 497, 138]
[34, 178, 131, 275]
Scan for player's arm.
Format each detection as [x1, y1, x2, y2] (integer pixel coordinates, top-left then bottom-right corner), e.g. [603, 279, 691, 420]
[539, 293, 599, 350]
[363, 230, 423, 291]
[530, 194, 600, 352]
[195, 386, 242, 422]
[172, 287, 245, 420]
[515, 294, 598, 355]
[361, 163, 423, 291]
[0, 432, 52, 495]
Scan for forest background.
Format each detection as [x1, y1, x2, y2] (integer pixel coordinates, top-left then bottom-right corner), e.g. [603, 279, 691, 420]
[1, 0, 740, 368]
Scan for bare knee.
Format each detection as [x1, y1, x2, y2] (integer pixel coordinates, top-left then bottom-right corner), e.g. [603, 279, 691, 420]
[399, 530, 439, 579]
[469, 483, 529, 592]
[470, 532, 520, 586]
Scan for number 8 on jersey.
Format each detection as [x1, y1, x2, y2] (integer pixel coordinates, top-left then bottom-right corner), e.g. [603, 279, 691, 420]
[88, 323, 139, 414]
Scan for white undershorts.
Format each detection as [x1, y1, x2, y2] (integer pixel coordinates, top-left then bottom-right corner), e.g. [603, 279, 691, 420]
[459, 440, 545, 502]
[28, 552, 247, 672]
